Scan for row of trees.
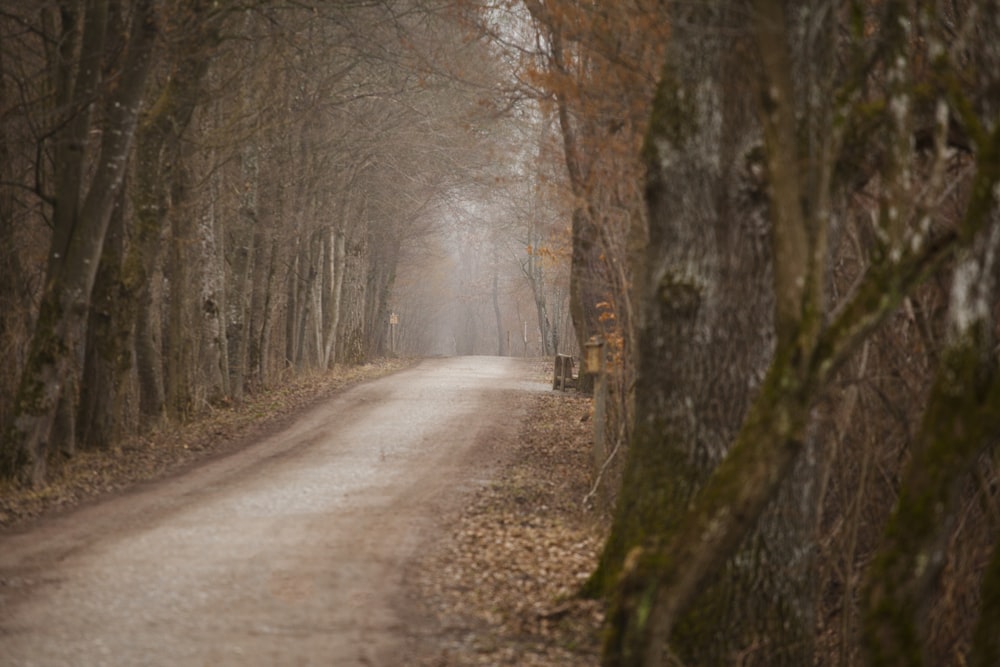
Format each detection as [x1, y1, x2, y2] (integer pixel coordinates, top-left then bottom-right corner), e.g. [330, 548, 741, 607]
[473, 0, 1000, 664]
[0, 0, 567, 484]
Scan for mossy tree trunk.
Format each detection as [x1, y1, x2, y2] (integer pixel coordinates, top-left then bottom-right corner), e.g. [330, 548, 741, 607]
[599, 0, 1000, 664]
[64, 0, 136, 455]
[971, 530, 1000, 666]
[165, 150, 196, 421]
[78, 184, 134, 450]
[0, 0, 157, 483]
[594, 2, 818, 663]
[861, 193, 1000, 667]
[858, 4, 1000, 662]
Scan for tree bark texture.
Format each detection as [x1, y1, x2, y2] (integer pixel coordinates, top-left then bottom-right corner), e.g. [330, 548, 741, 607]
[595, 3, 819, 663]
[166, 154, 195, 421]
[130, 4, 220, 423]
[863, 214, 1000, 667]
[78, 185, 134, 450]
[1, 0, 157, 483]
[599, 1, 1000, 664]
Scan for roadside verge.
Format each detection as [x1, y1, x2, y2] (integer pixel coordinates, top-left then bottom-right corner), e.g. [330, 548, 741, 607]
[0, 358, 415, 529]
[406, 379, 608, 666]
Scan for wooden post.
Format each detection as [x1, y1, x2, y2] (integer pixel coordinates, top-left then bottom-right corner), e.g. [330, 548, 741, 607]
[553, 353, 574, 390]
[389, 312, 398, 355]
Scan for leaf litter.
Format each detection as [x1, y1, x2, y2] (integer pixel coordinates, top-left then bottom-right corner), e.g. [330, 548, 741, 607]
[1, 357, 611, 665]
[0, 359, 414, 528]
[406, 381, 608, 666]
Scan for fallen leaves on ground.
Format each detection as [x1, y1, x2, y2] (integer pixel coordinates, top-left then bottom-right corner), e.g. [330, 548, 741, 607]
[2, 356, 613, 665]
[0, 359, 414, 529]
[408, 372, 608, 666]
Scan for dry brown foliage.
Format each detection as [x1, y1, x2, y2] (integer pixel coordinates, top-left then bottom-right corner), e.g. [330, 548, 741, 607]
[407, 366, 607, 666]
[0, 359, 414, 529]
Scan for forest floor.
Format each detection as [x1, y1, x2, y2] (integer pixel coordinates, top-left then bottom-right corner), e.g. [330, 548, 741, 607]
[406, 364, 607, 666]
[0, 357, 609, 665]
[0, 359, 415, 528]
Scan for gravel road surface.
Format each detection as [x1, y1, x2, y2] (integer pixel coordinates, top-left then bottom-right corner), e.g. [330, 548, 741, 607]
[0, 356, 543, 666]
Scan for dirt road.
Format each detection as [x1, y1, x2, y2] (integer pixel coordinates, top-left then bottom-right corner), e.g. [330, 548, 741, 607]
[0, 357, 544, 666]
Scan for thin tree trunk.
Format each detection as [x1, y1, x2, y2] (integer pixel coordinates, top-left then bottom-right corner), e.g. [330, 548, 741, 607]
[322, 228, 346, 368]
[493, 259, 504, 357]
[247, 215, 275, 387]
[78, 183, 134, 449]
[227, 213, 254, 404]
[134, 266, 165, 423]
[309, 230, 324, 367]
[166, 166, 194, 420]
[195, 181, 229, 404]
[293, 236, 318, 369]
[256, 235, 280, 384]
[285, 244, 299, 367]
[525, 239, 553, 356]
[320, 228, 334, 367]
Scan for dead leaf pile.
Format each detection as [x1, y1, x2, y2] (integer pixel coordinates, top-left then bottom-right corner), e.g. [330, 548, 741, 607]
[407, 385, 609, 666]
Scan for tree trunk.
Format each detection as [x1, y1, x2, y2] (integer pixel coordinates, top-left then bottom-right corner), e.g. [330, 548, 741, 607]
[321, 228, 346, 368]
[596, 3, 816, 663]
[568, 208, 601, 383]
[78, 184, 134, 449]
[195, 179, 229, 404]
[285, 241, 299, 367]
[132, 113, 172, 424]
[493, 245, 504, 356]
[308, 229, 324, 367]
[522, 4, 605, 372]
[522, 228, 553, 356]
[226, 210, 254, 404]
[134, 266, 165, 423]
[364, 227, 400, 360]
[166, 156, 195, 420]
[0, 36, 32, 430]
[337, 231, 368, 365]
[293, 234, 318, 369]
[0, 0, 157, 483]
[24, 0, 109, 465]
[863, 217, 1000, 667]
[247, 204, 277, 388]
[971, 534, 1000, 667]
[130, 0, 220, 422]
[597, 1, 1000, 664]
